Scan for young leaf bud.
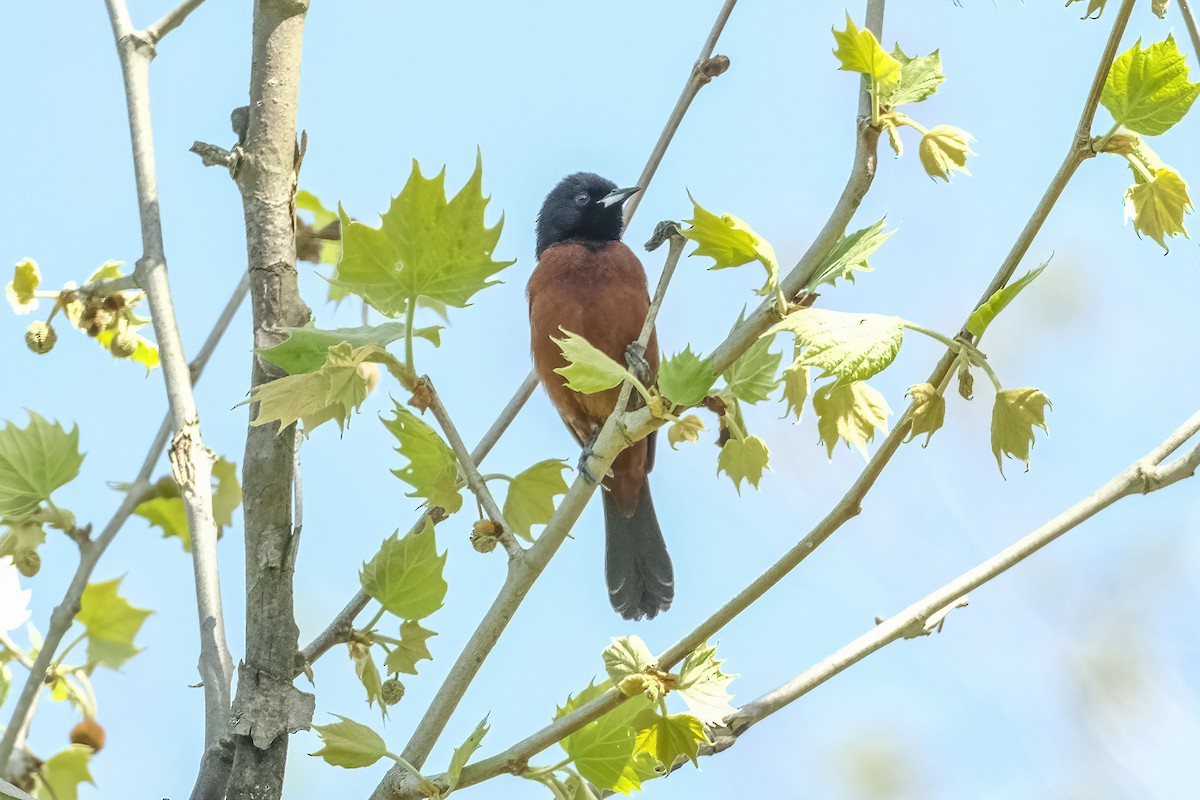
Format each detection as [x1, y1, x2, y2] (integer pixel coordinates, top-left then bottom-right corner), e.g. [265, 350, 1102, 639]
[957, 362, 975, 401]
[25, 321, 57, 354]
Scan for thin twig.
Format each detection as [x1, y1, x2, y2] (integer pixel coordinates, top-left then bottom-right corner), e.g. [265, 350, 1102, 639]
[1178, 0, 1200, 74]
[421, 379, 523, 559]
[145, 0, 209, 46]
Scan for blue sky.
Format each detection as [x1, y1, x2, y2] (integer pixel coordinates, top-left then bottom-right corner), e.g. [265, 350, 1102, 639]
[3, 1, 1200, 798]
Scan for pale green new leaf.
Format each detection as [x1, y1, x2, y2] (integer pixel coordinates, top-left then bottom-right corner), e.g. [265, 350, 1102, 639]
[780, 363, 811, 422]
[722, 322, 781, 404]
[310, 715, 387, 769]
[814, 381, 892, 459]
[332, 154, 514, 315]
[770, 309, 904, 385]
[658, 347, 716, 407]
[381, 403, 463, 513]
[808, 217, 894, 290]
[885, 47, 945, 107]
[675, 642, 737, 726]
[6, 258, 40, 315]
[717, 435, 770, 494]
[35, 745, 94, 800]
[553, 329, 635, 394]
[350, 642, 383, 710]
[133, 458, 241, 551]
[967, 263, 1047, 337]
[1066, 0, 1106, 18]
[991, 388, 1052, 475]
[831, 13, 900, 91]
[632, 709, 709, 769]
[503, 459, 570, 541]
[360, 519, 448, 620]
[681, 195, 781, 300]
[1124, 166, 1193, 251]
[259, 322, 441, 375]
[0, 412, 84, 520]
[667, 415, 706, 449]
[603, 636, 656, 685]
[246, 343, 381, 434]
[919, 125, 975, 182]
[905, 383, 946, 447]
[77, 578, 152, 669]
[556, 682, 656, 794]
[446, 715, 490, 793]
[1101, 35, 1200, 136]
[384, 620, 436, 675]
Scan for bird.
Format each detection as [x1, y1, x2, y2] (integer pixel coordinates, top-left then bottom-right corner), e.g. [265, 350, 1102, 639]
[527, 172, 674, 621]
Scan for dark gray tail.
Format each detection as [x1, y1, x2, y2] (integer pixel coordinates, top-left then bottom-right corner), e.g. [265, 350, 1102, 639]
[603, 486, 673, 620]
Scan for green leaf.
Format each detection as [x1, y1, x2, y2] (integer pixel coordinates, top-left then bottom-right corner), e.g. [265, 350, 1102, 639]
[133, 458, 241, 551]
[814, 381, 892, 459]
[0, 412, 84, 520]
[360, 519, 448, 620]
[556, 682, 657, 794]
[246, 343, 382, 434]
[259, 322, 442, 375]
[0, 521, 46, 578]
[675, 642, 737, 726]
[770, 309, 904, 386]
[296, 190, 343, 271]
[717, 435, 770, 494]
[35, 745, 95, 800]
[722, 323, 782, 404]
[349, 641, 384, 710]
[779, 363, 811, 422]
[632, 709, 708, 769]
[331, 153, 514, 314]
[658, 347, 717, 407]
[381, 403, 463, 514]
[919, 125, 975, 182]
[885, 47, 945, 107]
[0, 662, 10, 707]
[808, 218, 894, 290]
[553, 329, 636, 395]
[384, 620, 436, 675]
[667, 415, 706, 449]
[1101, 35, 1200, 136]
[503, 459, 570, 541]
[991, 388, 1052, 475]
[95, 327, 160, 371]
[967, 263, 1048, 337]
[1066, 0, 1106, 18]
[602, 636, 656, 685]
[904, 383, 946, 447]
[211, 457, 242, 531]
[77, 578, 152, 670]
[446, 715, 490, 793]
[832, 13, 900, 90]
[310, 715, 388, 769]
[682, 195, 781, 301]
[1124, 165, 1193, 251]
[6, 258, 40, 315]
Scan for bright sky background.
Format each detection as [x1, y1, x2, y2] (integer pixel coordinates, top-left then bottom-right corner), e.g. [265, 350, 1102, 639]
[4, 2, 1200, 799]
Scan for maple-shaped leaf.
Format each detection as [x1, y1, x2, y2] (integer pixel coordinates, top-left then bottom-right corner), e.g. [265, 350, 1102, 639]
[553, 329, 640, 395]
[381, 403, 463, 514]
[991, 388, 1052, 475]
[904, 383, 946, 447]
[133, 458, 241, 551]
[667, 415, 706, 449]
[259, 322, 441, 375]
[682, 194, 781, 302]
[503, 459, 570, 541]
[310, 715, 387, 769]
[602, 636, 656, 685]
[770, 309, 904, 386]
[35, 744, 95, 800]
[675, 642, 737, 727]
[1124, 165, 1193, 251]
[1102, 35, 1200, 137]
[779, 362, 811, 422]
[446, 715, 490, 794]
[722, 326, 782, 405]
[885, 47, 945, 108]
[247, 343, 382, 435]
[807, 217, 893, 290]
[332, 153, 514, 315]
[360, 519, 448, 620]
[813, 381, 891, 459]
[384, 620, 437, 675]
[556, 682, 657, 794]
[717, 435, 770, 494]
[658, 347, 716, 407]
[832, 13, 900, 90]
[0, 412, 84, 520]
[919, 125, 975, 182]
[77, 578, 152, 670]
[632, 709, 709, 769]
[6, 258, 40, 315]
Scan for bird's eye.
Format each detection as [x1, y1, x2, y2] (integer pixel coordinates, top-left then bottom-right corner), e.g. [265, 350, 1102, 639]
[574, 192, 590, 207]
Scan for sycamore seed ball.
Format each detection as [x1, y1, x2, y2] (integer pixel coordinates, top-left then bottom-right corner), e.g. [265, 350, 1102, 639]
[110, 330, 138, 358]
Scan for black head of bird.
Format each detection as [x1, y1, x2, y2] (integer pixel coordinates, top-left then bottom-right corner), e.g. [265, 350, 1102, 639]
[535, 172, 640, 257]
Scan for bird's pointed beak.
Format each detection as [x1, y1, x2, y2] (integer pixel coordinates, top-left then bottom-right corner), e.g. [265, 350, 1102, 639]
[598, 186, 641, 208]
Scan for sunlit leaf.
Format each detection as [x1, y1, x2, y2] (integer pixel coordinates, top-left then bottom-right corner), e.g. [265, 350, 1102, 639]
[503, 459, 570, 541]
[813, 381, 891, 459]
[1101, 35, 1200, 136]
[0, 412, 83, 520]
[991, 388, 1052, 475]
[6, 258, 40, 315]
[967, 263, 1048, 337]
[259, 322, 442, 375]
[717, 435, 770, 494]
[675, 642, 737, 727]
[770, 309, 904, 386]
[360, 519, 448, 620]
[381, 403, 463, 514]
[658, 347, 716, 407]
[310, 715, 387, 769]
[77, 578, 151, 670]
[1124, 165, 1193, 251]
[831, 13, 900, 90]
[446, 715, 490, 793]
[384, 620, 437, 676]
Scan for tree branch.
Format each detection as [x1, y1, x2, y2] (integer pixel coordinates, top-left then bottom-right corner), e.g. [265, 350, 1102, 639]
[221, 1, 314, 798]
[145, 0, 209, 46]
[1178, 0, 1200, 69]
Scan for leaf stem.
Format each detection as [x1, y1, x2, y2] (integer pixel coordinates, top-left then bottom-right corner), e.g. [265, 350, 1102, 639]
[362, 606, 387, 632]
[405, 295, 416, 373]
[54, 631, 88, 666]
[1124, 152, 1155, 182]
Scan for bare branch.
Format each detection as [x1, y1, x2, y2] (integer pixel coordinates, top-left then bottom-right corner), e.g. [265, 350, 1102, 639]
[1178, 0, 1200, 80]
[145, 0, 209, 46]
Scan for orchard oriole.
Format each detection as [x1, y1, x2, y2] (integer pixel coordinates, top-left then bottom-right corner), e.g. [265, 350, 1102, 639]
[527, 172, 674, 620]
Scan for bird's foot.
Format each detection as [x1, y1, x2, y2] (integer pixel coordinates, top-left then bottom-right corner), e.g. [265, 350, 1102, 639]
[625, 341, 652, 387]
[577, 430, 611, 486]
